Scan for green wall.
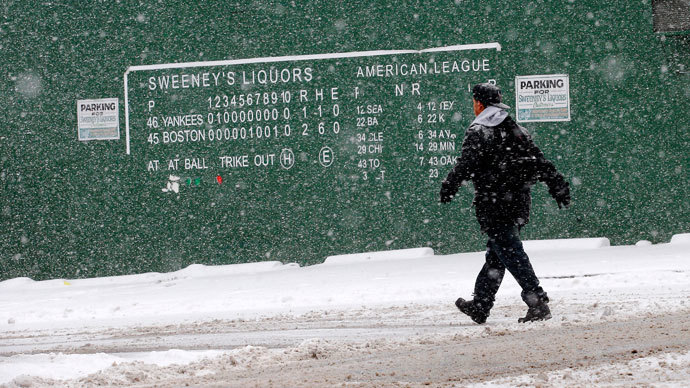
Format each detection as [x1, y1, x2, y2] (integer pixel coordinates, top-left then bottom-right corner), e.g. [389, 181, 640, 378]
[1, 1, 688, 280]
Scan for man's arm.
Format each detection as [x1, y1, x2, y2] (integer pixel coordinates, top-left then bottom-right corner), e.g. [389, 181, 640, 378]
[440, 127, 482, 203]
[524, 135, 571, 208]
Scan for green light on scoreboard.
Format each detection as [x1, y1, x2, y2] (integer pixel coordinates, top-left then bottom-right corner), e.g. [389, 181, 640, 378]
[181, 177, 222, 187]
[186, 177, 202, 186]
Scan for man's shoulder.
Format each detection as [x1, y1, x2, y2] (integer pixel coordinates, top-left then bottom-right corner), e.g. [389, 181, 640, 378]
[498, 116, 533, 140]
[466, 122, 495, 141]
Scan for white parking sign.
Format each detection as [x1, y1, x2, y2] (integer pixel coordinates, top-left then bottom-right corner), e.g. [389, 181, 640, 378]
[77, 98, 120, 141]
[515, 75, 570, 122]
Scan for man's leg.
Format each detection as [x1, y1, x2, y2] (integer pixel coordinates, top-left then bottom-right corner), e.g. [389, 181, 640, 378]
[486, 225, 551, 322]
[456, 238, 507, 324]
[472, 243, 506, 312]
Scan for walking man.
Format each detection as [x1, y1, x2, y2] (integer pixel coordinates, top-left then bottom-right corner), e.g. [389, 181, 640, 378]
[440, 83, 570, 324]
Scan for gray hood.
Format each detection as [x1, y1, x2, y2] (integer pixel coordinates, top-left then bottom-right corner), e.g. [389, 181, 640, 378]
[471, 105, 508, 128]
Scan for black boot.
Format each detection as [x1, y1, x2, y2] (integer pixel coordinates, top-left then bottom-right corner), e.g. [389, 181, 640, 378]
[518, 298, 551, 323]
[455, 298, 490, 324]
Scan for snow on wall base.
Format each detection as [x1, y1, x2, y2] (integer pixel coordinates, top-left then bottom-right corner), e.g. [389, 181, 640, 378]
[522, 237, 610, 251]
[0, 262, 296, 287]
[172, 261, 292, 277]
[324, 248, 435, 265]
[670, 233, 690, 245]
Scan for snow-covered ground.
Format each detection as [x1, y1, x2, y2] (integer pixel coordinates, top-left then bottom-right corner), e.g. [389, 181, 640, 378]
[1, 233, 689, 387]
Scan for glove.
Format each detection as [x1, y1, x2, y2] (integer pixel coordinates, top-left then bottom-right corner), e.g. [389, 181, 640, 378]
[553, 184, 571, 209]
[439, 181, 455, 203]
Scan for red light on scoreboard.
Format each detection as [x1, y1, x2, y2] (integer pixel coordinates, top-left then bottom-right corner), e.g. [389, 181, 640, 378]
[216, 175, 223, 184]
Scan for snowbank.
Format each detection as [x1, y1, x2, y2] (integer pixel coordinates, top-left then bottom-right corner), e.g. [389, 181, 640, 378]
[0, 233, 689, 385]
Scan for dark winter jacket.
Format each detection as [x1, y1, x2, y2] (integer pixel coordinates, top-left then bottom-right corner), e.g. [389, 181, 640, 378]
[440, 107, 570, 231]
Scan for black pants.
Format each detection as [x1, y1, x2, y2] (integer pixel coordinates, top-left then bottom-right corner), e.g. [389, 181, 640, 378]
[473, 225, 548, 311]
